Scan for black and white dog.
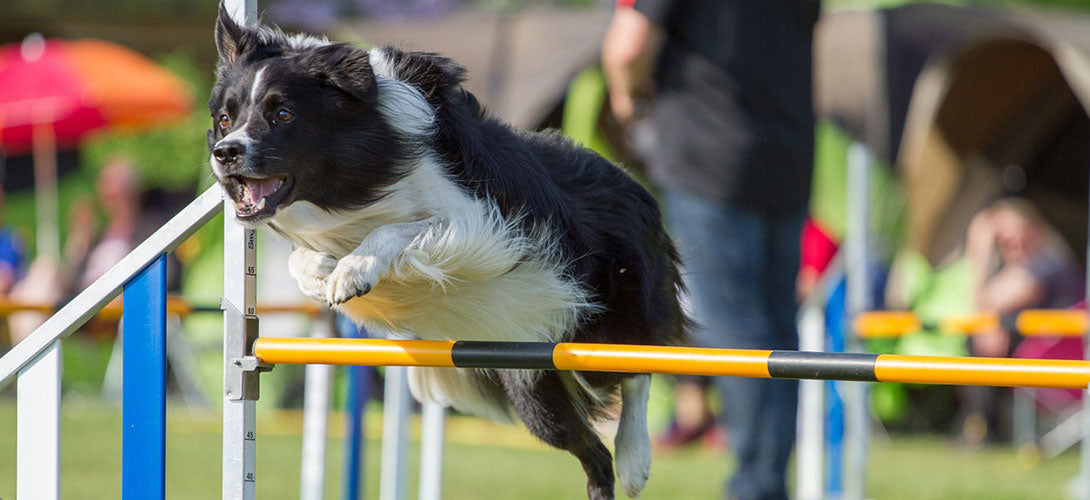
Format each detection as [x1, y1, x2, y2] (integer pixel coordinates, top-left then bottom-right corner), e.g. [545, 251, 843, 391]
[208, 6, 686, 499]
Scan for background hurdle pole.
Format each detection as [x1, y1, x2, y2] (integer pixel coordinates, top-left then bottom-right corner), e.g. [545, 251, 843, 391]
[795, 293, 827, 500]
[122, 255, 168, 500]
[379, 365, 411, 500]
[300, 315, 334, 500]
[341, 317, 371, 500]
[844, 141, 872, 500]
[419, 403, 447, 500]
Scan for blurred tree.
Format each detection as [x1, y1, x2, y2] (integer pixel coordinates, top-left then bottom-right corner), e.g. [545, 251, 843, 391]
[81, 50, 213, 194]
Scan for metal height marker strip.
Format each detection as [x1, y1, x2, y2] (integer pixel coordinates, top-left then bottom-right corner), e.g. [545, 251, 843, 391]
[123, 255, 167, 500]
[223, 185, 259, 499]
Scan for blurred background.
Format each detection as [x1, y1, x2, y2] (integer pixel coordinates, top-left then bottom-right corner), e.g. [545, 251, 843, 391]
[3, 0, 1090, 499]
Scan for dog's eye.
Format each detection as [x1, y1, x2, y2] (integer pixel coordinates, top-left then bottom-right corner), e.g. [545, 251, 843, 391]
[276, 109, 294, 122]
[218, 114, 231, 129]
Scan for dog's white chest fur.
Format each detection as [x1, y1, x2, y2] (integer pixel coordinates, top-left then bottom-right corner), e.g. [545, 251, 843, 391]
[272, 164, 597, 425]
[273, 164, 593, 345]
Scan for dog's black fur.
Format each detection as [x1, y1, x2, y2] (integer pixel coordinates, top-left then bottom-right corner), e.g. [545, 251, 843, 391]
[208, 6, 687, 498]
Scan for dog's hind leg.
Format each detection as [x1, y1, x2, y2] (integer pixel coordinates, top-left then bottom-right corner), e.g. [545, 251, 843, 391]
[500, 371, 615, 500]
[614, 374, 651, 498]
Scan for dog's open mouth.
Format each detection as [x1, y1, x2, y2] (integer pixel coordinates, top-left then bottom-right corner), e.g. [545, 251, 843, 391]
[228, 175, 293, 220]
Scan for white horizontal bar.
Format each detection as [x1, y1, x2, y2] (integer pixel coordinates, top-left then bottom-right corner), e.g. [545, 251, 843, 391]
[0, 185, 224, 385]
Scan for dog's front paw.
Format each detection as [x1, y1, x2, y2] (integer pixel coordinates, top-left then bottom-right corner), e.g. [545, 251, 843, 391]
[325, 254, 382, 305]
[288, 247, 338, 303]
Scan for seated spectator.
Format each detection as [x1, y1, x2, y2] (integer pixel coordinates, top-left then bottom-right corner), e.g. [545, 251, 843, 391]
[10, 156, 178, 344]
[959, 198, 1084, 445]
[966, 198, 1083, 356]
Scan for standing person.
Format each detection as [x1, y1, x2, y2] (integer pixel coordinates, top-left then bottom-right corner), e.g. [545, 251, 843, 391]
[603, 1, 819, 499]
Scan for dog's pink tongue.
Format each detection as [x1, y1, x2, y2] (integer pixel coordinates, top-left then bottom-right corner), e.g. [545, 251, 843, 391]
[240, 177, 280, 205]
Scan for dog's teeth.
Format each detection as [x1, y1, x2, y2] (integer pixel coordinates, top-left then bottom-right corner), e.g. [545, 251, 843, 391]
[256, 198, 266, 211]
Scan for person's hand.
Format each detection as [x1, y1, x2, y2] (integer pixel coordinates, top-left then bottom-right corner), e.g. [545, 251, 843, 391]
[966, 209, 998, 296]
[602, 6, 660, 127]
[966, 210, 996, 254]
[610, 92, 638, 126]
[65, 196, 96, 260]
[972, 329, 1009, 358]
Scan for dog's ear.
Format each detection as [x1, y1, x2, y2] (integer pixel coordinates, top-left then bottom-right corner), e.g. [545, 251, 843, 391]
[380, 49, 466, 103]
[307, 44, 378, 104]
[215, 2, 247, 65]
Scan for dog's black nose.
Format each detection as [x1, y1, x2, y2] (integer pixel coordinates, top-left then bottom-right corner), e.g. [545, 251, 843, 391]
[213, 141, 244, 165]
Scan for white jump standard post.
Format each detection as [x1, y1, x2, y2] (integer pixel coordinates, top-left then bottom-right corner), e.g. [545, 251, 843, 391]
[222, 197, 268, 500]
[17, 343, 60, 500]
[220, 4, 264, 500]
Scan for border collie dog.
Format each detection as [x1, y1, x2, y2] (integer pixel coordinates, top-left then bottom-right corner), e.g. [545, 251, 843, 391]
[208, 7, 686, 499]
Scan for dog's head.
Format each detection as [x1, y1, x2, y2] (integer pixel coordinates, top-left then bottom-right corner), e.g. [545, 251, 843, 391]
[208, 4, 409, 223]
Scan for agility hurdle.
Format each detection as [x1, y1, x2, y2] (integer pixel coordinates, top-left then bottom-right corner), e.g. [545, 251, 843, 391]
[249, 338, 1090, 389]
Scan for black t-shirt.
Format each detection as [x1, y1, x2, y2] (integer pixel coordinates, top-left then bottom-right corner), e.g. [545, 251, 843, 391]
[633, 0, 819, 214]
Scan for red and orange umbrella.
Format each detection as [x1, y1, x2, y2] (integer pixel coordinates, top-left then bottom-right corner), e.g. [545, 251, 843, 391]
[0, 36, 191, 152]
[0, 35, 192, 256]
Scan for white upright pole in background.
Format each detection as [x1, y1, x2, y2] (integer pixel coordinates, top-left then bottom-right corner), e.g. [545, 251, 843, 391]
[796, 299, 826, 500]
[419, 403, 447, 500]
[300, 317, 334, 500]
[379, 366, 411, 500]
[31, 120, 60, 259]
[844, 142, 872, 500]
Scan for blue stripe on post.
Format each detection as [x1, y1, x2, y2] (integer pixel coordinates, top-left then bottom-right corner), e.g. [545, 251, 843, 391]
[340, 314, 368, 500]
[123, 254, 167, 500]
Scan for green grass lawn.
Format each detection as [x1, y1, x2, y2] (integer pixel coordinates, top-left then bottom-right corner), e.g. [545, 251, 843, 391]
[0, 400, 1079, 499]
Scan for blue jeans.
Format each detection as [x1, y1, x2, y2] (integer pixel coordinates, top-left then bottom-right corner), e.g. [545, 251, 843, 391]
[663, 189, 803, 500]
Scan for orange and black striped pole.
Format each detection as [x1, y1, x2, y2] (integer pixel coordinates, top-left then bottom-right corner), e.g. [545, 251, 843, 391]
[252, 338, 1090, 390]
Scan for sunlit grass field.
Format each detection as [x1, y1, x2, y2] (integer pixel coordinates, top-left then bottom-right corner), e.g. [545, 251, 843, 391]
[0, 400, 1080, 499]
